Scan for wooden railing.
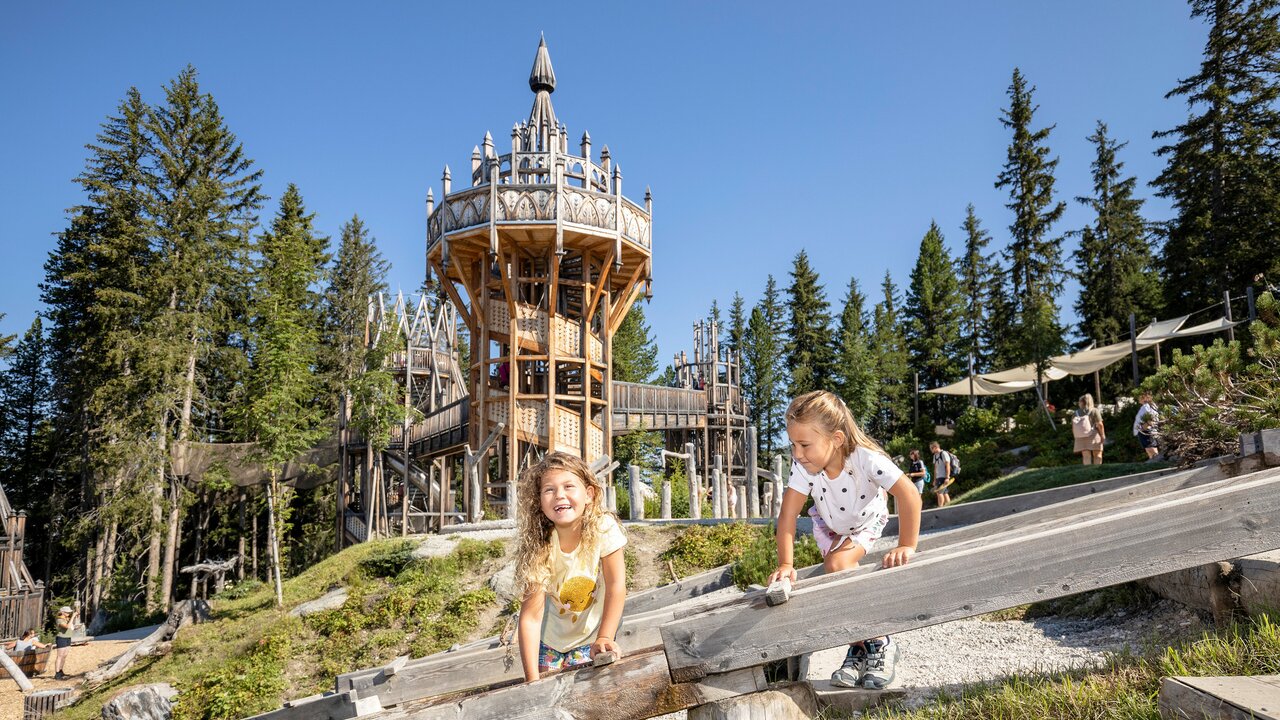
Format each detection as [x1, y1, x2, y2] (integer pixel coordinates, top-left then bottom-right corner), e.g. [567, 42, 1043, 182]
[612, 382, 707, 416]
[0, 587, 44, 643]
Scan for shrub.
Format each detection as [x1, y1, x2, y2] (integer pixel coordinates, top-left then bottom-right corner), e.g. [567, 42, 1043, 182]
[953, 406, 1002, 446]
[660, 523, 760, 576]
[730, 525, 821, 588]
[1143, 292, 1280, 462]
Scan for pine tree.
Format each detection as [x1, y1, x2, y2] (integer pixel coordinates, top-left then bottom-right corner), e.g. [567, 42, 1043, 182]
[238, 185, 330, 605]
[785, 250, 836, 397]
[958, 205, 998, 374]
[834, 278, 877, 425]
[870, 271, 910, 437]
[905, 222, 965, 414]
[1074, 121, 1163, 347]
[0, 318, 55, 518]
[995, 68, 1068, 369]
[1153, 0, 1280, 315]
[321, 215, 390, 400]
[743, 276, 786, 457]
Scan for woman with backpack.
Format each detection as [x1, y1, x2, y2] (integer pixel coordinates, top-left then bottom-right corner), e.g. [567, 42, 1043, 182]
[1072, 394, 1106, 465]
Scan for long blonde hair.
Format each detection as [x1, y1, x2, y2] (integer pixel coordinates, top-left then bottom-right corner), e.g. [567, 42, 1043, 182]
[785, 390, 888, 461]
[513, 452, 614, 597]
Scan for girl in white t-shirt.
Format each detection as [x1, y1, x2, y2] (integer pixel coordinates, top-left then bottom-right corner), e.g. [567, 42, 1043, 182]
[769, 390, 921, 690]
[515, 452, 627, 682]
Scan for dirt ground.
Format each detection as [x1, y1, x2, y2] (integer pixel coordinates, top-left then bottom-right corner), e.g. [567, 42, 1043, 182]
[0, 639, 134, 718]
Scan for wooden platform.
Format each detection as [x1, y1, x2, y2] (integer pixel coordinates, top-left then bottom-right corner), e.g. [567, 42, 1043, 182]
[1160, 675, 1280, 720]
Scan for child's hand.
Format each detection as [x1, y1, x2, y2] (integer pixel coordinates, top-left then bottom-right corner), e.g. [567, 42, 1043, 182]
[882, 545, 915, 568]
[591, 636, 621, 660]
[767, 563, 797, 584]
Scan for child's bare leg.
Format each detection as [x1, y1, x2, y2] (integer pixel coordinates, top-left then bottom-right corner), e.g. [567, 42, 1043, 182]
[824, 541, 887, 644]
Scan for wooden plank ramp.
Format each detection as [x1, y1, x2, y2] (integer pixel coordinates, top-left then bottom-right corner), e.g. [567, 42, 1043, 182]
[660, 468, 1280, 682]
[322, 460, 1246, 715]
[1159, 675, 1280, 720]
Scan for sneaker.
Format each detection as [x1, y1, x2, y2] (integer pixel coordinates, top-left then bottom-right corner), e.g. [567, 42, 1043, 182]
[830, 643, 867, 688]
[861, 637, 898, 689]
[54, 671, 66, 680]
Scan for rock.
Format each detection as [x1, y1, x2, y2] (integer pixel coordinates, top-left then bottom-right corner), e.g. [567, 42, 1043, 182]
[487, 561, 517, 601]
[102, 683, 177, 720]
[1006, 445, 1032, 457]
[413, 535, 459, 559]
[288, 587, 349, 617]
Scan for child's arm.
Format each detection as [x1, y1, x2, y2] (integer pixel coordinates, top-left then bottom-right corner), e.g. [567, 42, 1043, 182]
[884, 474, 921, 568]
[590, 548, 627, 659]
[517, 587, 546, 683]
[768, 488, 808, 584]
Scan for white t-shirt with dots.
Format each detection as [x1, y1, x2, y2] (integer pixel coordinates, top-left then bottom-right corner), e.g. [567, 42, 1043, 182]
[787, 447, 901, 536]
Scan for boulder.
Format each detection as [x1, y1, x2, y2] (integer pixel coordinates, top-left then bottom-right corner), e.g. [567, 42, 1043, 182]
[102, 683, 178, 720]
[288, 587, 349, 618]
[487, 561, 517, 601]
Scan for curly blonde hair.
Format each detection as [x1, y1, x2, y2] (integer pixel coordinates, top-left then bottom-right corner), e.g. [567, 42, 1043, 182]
[513, 452, 615, 597]
[786, 390, 889, 460]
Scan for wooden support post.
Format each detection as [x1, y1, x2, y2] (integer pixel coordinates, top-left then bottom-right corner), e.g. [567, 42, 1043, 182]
[710, 468, 722, 519]
[715, 455, 725, 517]
[773, 455, 786, 518]
[661, 468, 1280, 681]
[1129, 312, 1140, 385]
[686, 442, 700, 519]
[629, 464, 644, 521]
[1225, 289, 1236, 343]
[661, 477, 672, 520]
[762, 482, 773, 517]
[746, 427, 759, 518]
[735, 480, 747, 519]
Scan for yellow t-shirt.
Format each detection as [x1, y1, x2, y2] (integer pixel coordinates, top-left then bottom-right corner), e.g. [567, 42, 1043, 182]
[541, 514, 627, 652]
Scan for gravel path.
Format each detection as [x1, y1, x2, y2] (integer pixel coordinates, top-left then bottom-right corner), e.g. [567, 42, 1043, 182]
[805, 599, 1209, 713]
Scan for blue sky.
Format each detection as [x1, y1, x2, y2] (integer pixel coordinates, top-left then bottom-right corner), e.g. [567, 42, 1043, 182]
[1, 1, 1206, 367]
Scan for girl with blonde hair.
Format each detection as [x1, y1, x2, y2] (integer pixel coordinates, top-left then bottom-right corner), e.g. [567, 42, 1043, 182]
[515, 452, 627, 682]
[768, 390, 921, 690]
[1072, 393, 1106, 465]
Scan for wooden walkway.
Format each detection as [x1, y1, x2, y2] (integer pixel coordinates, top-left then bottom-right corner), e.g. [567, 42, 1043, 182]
[242, 447, 1280, 720]
[1160, 675, 1279, 720]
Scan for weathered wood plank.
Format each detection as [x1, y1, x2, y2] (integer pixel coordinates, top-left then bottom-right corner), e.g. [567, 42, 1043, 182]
[1159, 675, 1280, 720]
[661, 469, 1280, 681]
[376, 650, 767, 720]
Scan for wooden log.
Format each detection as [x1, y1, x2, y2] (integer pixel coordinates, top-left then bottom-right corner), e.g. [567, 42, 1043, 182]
[710, 469, 722, 520]
[382, 650, 768, 720]
[1237, 550, 1280, 616]
[660, 468, 1280, 681]
[0, 646, 32, 691]
[22, 688, 75, 719]
[746, 427, 759, 519]
[661, 479, 672, 520]
[689, 681, 818, 720]
[86, 599, 196, 686]
[247, 689, 382, 720]
[1159, 675, 1280, 720]
[629, 465, 644, 521]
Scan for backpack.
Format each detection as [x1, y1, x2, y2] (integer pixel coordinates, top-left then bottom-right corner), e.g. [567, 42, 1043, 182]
[1072, 411, 1095, 439]
[947, 451, 961, 476]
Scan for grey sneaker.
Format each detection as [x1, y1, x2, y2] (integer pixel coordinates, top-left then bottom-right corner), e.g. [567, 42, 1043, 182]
[861, 637, 898, 689]
[830, 643, 867, 688]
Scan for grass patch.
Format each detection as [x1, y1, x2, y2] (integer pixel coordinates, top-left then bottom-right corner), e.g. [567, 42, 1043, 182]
[56, 537, 507, 720]
[954, 462, 1170, 505]
[659, 522, 761, 577]
[856, 613, 1280, 720]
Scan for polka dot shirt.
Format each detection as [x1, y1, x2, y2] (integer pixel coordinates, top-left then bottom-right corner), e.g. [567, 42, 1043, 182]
[787, 447, 902, 535]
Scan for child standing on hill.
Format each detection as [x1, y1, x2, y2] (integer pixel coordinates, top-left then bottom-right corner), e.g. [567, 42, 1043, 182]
[769, 390, 922, 690]
[515, 452, 627, 683]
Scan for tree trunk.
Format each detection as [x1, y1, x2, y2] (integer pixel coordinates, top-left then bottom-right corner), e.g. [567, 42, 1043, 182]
[251, 491, 259, 579]
[147, 416, 166, 613]
[237, 489, 246, 581]
[266, 479, 284, 607]
[162, 343, 198, 609]
[89, 529, 105, 614]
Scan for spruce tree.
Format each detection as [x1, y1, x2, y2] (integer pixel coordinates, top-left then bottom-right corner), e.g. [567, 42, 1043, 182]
[0, 318, 55, 525]
[905, 222, 965, 414]
[1074, 121, 1163, 347]
[1153, 0, 1280, 315]
[834, 278, 877, 425]
[238, 185, 330, 605]
[995, 68, 1068, 369]
[611, 304, 661, 484]
[785, 250, 836, 397]
[148, 65, 263, 609]
[870, 271, 911, 437]
[742, 275, 786, 457]
[728, 292, 746, 354]
[321, 215, 390, 401]
[958, 205, 998, 374]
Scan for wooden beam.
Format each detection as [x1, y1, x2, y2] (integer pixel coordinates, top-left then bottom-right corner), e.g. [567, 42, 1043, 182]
[382, 650, 767, 720]
[1159, 675, 1280, 720]
[608, 261, 647, 333]
[584, 249, 615, 323]
[428, 259, 473, 330]
[661, 468, 1280, 682]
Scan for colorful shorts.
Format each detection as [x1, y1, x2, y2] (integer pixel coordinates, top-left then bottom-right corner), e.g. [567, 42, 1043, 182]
[538, 642, 592, 671]
[810, 506, 889, 557]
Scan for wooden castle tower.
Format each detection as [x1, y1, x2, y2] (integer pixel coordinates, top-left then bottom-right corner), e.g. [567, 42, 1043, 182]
[424, 38, 653, 517]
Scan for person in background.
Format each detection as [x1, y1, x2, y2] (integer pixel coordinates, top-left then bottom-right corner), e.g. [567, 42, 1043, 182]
[1072, 394, 1106, 465]
[928, 441, 956, 507]
[906, 449, 929, 495]
[53, 605, 77, 680]
[1133, 391, 1159, 460]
